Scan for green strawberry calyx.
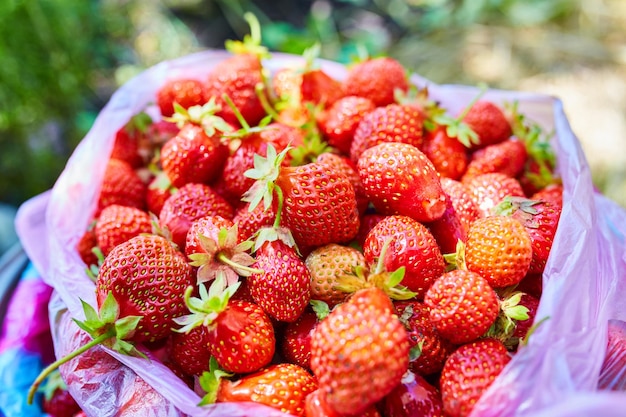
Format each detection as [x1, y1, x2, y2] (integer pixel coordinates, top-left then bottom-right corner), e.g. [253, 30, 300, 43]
[486, 291, 530, 345]
[494, 196, 542, 228]
[165, 98, 234, 138]
[198, 356, 234, 406]
[225, 12, 270, 60]
[27, 292, 144, 405]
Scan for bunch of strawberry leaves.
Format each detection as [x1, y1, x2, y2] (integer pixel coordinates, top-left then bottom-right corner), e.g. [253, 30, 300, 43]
[28, 11, 565, 417]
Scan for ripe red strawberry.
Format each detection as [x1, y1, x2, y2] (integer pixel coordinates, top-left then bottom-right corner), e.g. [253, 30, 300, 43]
[146, 171, 176, 217]
[315, 152, 369, 215]
[233, 201, 277, 243]
[516, 272, 543, 300]
[462, 138, 528, 182]
[440, 338, 511, 417]
[355, 213, 386, 248]
[215, 363, 317, 416]
[159, 182, 234, 249]
[174, 278, 276, 374]
[305, 243, 368, 307]
[531, 183, 563, 207]
[465, 215, 533, 288]
[421, 125, 469, 180]
[363, 215, 445, 299]
[461, 100, 512, 149]
[96, 234, 194, 342]
[95, 204, 152, 256]
[350, 104, 425, 163]
[495, 196, 562, 274]
[40, 370, 81, 417]
[512, 292, 540, 341]
[305, 389, 382, 417]
[244, 145, 360, 251]
[464, 172, 525, 218]
[395, 301, 454, 376]
[358, 142, 447, 223]
[310, 287, 409, 416]
[281, 309, 319, 370]
[381, 370, 444, 417]
[96, 158, 147, 216]
[343, 56, 409, 107]
[424, 269, 499, 344]
[76, 227, 99, 267]
[439, 178, 480, 235]
[156, 77, 207, 117]
[169, 325, 212, 377]
[111, 123, 144, 168]
[249, 238, 311, 322]
[424, 194, 468, 255]
[318, 95, 376, 155]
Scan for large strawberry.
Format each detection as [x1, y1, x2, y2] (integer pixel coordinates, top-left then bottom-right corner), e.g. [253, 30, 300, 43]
[439, 338, 511, 417]
[343, 56, 409, 107]
[464, 215, 533, 288]
[357, 142, 447, 223]
[318, 95, 375, 155]
[381, 370, 444, 417]
[243, 144, 360, 251]
[249, 238, 311, 322]
[424, 269, 499, 344]
[315, 151, 369, 215]
[94, 204, 152, 256]
[363, 215, 445, 299]
[350, 103, 425, 163]
[310, 287, 409, 416]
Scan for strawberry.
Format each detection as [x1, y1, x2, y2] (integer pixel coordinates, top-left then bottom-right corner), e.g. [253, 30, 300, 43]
[111, 120, 145, 168]
[395, 301, 454, 376]
[358, 142, 447, 223]
[531, 183, 563, 207]
[350, 103, 425, 164]
[146, 171, 176, 217]
[512, 292, 540, 340]
[174, 277, 276, 374]
[343, 56, 409, 107]
[461, 138, 527, 182]
[424, 194, 468, 255]
[381, 370, 444, 417]
[281, 308, 319, 370]
[421, 125, 469, 180]
[40, 370, 81, 417]
[465, 215, 533, 288]
[76, 227, 99, 267]
[94, 204, 152, 256]
[305, 389, 382, 417]
[310, 287, 409, 415]
[461, 100, 512, 149]
[439, 177, 480, 235]
[96, 233, 194, 342]
[169, 325, 212, 377]
[439, 338, 511, 417]
[243, 145, 360, 251]
[315, 151, 369, 215]
[598, 319, 626, 390]
[249, 238, 311, 322]
[318, 95, 376, 155]
[158, 182, 235, 250]
[495, 196, 562, 274]
[464, 172, 525, 218]
[156, 77, 207, 117]
[233, 201, 277, 243]
[424, 269, 499, 344]
[516, 272, 543, 300]
[214, 363, 317, 416]
[305, 243, 368, 307]
[354, 213, 386, 248]
[96, 158, 147, 216]
[363, 215, 445, 299]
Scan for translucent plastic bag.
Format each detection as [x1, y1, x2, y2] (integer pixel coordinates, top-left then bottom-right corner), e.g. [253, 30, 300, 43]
[14, 50, 626, 417]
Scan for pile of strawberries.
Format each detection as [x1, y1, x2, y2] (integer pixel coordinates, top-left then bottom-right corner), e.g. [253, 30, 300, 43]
[31, 13, 565, 417]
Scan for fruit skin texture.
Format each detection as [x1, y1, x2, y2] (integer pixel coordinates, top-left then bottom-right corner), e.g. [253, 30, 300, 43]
[358, 142, 447, 223]
[465, 215, 533, 288]
[169, 325, 212, 377]
[461, 138, 528, 182]
[461, 100, 512, 149]
[249, 239, 311, 322]
[96, 158, 147, 216]
[343, 56, 409, 107]
[424, 270, 499, 345]
[217, 363, 317, 417]
[310, 287, 409, 416]
[439, 338, 511, 417]
[363, 215, 446, 299]
[422, 125, 469, 180]
[96, 234, 194, 343]
[381, 370, 444, 417]
[465, 172, 525, 218]
[281, 309, 318, 370]
[156, 78, 207, 117]
[95, 204, 152, 256]
[318, 95, 376, 155]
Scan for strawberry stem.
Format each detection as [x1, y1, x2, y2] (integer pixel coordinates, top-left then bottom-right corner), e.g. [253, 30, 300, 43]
[215, 252, 263, 275]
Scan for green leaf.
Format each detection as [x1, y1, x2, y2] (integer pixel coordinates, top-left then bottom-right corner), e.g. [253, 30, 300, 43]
[387, 267, 406, 288]
[310, 299, 330, 320]
[115, 315, 142, 340]
[81, 298, 100, 324]
[99, 292, 120, 324]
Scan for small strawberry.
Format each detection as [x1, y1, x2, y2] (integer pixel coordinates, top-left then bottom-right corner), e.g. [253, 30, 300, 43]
[281, 308, 320, 370]
[305, 243, 368, 307]
[233, 201, 277, 243]
[158, 182, 235, 250]
[174, 276, 276, 374]
[249, 238, 311, 322]
[358, 142, 447, 223]
[381, 370, 444, 417]
[464, 215, 533, 288]
[512, 292, 540, 341]
[350, 103, 425, 164]
[516, 272, 543, 300]
[310, 287, 409, 416]
[363, 215, 445, 299]
[461, 100, 512, 149]
[531, 183, 563, 207]
[94, 204, 152, 256]
[110, 115, 149, 168]
[439, 178, 480, 235]
[424, 194, 468, 255]
[464, 172, 525, 218]
[76, 226, 99, 267]
[40, 369, 81, 417]
[343, 56, 409, 107]
[146, 171, 176, 217]
[461, 138, 527, 182]
[96, 158, 147, 216]
[424, 269, 499, 344]
[305, 389, 382, 417]
[156, 77, 207, 117]
[210, 362, 317, 416]
[439, 338, 511, 417]
[168, 325, 212, 377]
[318, 95, 375, 155]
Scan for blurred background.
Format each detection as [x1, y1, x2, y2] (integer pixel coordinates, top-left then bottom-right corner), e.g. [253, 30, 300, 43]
[0, 0, 624, 222]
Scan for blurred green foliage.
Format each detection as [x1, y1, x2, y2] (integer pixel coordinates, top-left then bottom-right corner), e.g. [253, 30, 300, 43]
[1, 0, 623, 207]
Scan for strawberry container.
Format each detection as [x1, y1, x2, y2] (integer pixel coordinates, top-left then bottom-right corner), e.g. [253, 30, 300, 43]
[13, 49, 626, 417]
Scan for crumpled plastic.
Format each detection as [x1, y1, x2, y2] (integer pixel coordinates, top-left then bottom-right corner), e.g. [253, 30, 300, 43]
[13, 49, 626, 417]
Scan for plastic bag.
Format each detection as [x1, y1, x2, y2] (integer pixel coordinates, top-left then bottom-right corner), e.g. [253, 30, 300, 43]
[14, 50, 626, 417]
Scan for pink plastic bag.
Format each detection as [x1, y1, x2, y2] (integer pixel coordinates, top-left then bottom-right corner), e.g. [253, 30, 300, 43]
[14, 50, 626, 416]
